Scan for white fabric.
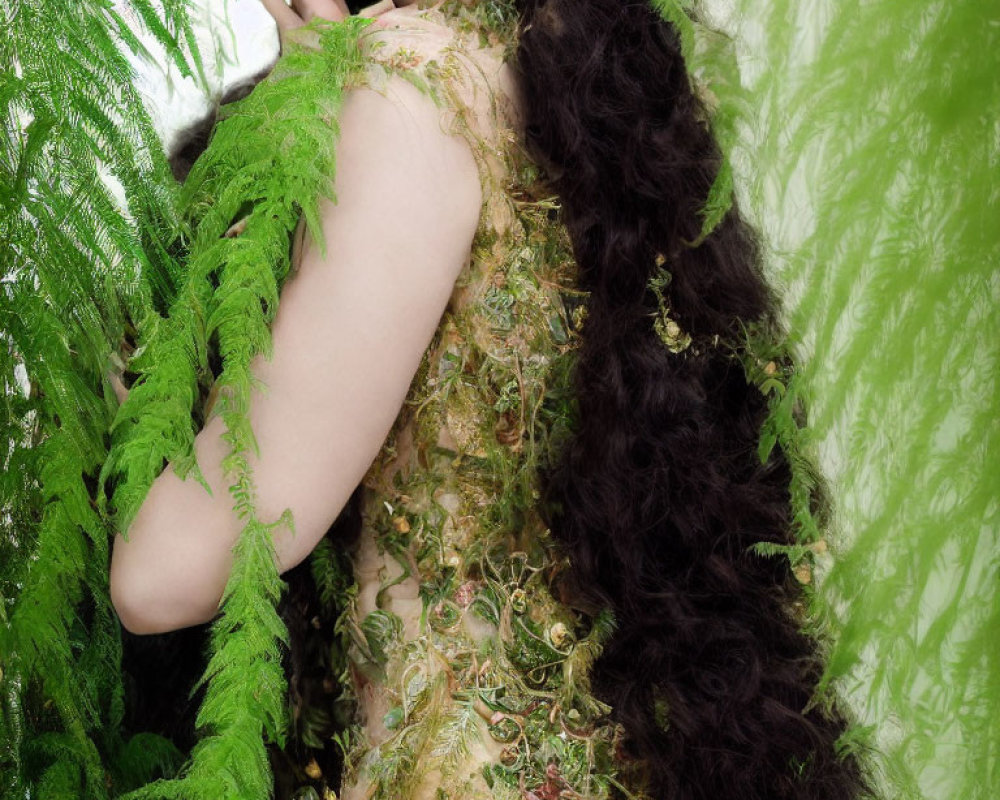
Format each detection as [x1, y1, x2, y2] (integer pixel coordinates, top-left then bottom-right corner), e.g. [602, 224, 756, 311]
[115, 0, 280, 155]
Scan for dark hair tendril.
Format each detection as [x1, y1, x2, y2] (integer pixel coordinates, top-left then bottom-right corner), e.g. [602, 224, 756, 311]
[514, 1, 872, 797]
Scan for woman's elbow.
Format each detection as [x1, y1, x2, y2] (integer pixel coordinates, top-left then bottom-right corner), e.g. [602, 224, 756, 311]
[110, 536, 221, 635]
[110, 573, 162, 636]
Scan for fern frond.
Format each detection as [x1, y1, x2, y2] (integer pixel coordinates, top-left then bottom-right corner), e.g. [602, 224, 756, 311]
[431, 700, 482, 775]
[141, 517, 291, 799]
[1, 0, 198, 795]
[110, 733, 186, 792]
[105, 18, 373, 799]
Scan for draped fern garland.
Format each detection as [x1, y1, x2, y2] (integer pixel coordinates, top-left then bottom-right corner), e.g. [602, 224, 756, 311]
[116, 21, 373, 798]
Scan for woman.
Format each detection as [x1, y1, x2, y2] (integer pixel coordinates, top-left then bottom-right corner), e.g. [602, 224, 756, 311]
[110, 1, 869, 797]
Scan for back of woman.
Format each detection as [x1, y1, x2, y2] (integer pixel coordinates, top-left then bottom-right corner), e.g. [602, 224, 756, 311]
[284, 2, 870, 797]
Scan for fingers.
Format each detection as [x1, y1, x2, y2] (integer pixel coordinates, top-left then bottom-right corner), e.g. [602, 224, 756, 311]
[290, 0, 347, 22]
[359, 0, 395, 18]
[259, 0, 304, 31]
[107, 370, 130, 405]
[260, 0, 349, 30]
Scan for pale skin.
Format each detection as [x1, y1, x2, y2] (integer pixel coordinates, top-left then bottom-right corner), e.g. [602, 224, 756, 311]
[110, 0, 490, 634]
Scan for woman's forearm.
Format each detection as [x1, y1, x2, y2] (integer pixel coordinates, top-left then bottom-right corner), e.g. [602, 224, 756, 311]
[110, 76, 482, 634]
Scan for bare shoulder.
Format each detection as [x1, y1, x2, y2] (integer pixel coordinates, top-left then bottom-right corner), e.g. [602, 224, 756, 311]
[363, 7, 519, 153]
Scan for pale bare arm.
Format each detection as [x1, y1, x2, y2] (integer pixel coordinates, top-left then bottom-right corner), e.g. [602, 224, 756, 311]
[110, 75, 482, 634]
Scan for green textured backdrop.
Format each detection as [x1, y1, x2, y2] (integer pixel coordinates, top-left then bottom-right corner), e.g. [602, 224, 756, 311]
[691, 0, 998, 796]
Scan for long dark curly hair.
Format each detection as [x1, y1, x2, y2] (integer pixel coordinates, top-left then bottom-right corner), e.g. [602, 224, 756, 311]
[514, 1, 870, 798]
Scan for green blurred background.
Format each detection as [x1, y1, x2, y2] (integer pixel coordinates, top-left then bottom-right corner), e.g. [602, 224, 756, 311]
[690, 0, 998, 795]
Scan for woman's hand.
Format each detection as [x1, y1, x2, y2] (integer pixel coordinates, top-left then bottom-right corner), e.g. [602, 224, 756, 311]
[259, 0, 419, 32]
[258, 0, 349, 32]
